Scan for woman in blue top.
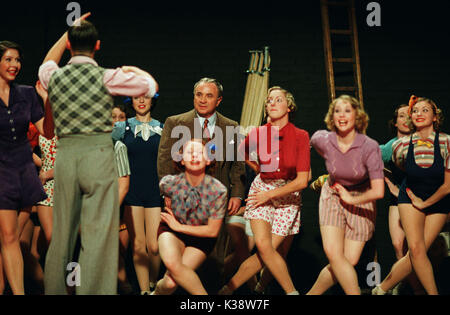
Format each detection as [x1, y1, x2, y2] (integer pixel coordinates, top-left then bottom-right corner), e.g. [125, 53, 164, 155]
[112, 94, 163, 294]
[0, 41, 47, 295]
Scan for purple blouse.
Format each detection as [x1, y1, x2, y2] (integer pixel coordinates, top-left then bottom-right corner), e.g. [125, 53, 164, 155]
[0, 84, 44, 165]
[160, 173, 228, 226]
[311, 130, 384, 188]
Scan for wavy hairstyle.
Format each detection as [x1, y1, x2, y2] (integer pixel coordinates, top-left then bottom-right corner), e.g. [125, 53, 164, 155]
[324, 95, 369, 134]
[265, 86, 298, 122]
[407, 97, 444, 131]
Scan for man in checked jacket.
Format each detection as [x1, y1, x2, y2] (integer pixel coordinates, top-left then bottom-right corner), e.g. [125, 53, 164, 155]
[38, 13, 158, 295]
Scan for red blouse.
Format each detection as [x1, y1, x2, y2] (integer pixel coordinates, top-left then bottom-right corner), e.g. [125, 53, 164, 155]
[240, 122, 310, 180]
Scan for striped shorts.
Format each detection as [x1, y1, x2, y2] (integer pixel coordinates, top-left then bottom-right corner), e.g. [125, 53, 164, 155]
[319, 181, 376, 242]
[244, 174, 301, 236]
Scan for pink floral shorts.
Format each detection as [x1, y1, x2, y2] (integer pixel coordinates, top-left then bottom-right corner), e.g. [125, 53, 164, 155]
[244, 174, 301, 236]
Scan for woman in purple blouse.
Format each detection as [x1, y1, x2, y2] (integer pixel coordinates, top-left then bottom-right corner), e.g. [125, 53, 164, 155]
[0, 41, 47, 295]
[152, 139, 227, 295]
[307, 95, 385, 295]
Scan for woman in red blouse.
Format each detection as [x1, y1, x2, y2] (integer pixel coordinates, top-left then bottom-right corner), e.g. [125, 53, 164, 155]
[219, 86, 310, 295]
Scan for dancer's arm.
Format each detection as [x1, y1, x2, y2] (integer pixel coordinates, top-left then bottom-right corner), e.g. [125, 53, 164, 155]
[42, 13, 92, 65]
[333, 178, 385, 206]
[385, 177, 400, 197]
[161, 208, 223, 238]
[406, 170, 450, 210]
[246, 171, 309, 209]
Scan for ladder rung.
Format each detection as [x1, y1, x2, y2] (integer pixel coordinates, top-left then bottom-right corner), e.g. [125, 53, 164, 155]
[335, 86, 356, 91]
[331, 29, 352, 35]
[333, 58, 354, 63]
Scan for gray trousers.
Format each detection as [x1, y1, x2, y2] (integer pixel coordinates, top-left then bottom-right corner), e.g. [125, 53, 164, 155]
[44, 133, 119, 295]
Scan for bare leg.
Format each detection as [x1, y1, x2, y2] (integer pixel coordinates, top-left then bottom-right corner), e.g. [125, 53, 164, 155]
[388, 205, 423, 294]
[225, 220, 296, 294]
[156, 232, 208, 295]
[256, 235, 294, 293]
[118, 224, 132, 293]
[0, 210, 24, 295]
[307, 226, 365, 295]
[124, 205, 150, 293]
[224, 222, 257, 289]
[20, 219, 44, 294]
[37, 205, 53, 246]
[145, 207, 161, 287]
[379, 205, 447, 294]
[388, 206, 407, 260]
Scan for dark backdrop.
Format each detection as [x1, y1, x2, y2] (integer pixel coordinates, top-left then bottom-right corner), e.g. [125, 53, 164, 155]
[2, 0, 449, 294]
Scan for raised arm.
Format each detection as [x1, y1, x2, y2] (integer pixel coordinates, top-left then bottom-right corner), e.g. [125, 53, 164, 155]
[42, 12, 92, 65]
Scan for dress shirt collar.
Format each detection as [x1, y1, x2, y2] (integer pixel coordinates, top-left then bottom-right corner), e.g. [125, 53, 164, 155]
[412, 131, 436, 143]
[196, 112, 217, 127]
[67, 55, 98, 67]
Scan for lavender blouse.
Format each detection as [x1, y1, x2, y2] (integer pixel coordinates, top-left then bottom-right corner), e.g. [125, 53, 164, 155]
[311, 130, 384, 188]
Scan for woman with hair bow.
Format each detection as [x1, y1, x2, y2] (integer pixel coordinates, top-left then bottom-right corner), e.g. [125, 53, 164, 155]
[112, 94, 163, 295]
[373, 96, 450, 295]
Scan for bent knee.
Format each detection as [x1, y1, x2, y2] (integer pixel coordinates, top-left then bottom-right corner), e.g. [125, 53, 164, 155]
[163, 259, 182, 275]
[0, 230, 19, 246]
[409, 242, 427, 260]
[255, 238, 274, 255]
[163, 273, 178, 290]
[147, 241, 159, 256]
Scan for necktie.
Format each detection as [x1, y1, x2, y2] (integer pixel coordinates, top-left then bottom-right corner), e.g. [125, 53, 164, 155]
[203, 119, 211, 140]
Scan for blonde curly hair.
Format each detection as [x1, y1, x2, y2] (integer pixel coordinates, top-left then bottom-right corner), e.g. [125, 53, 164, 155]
[324, 95, 369, 134]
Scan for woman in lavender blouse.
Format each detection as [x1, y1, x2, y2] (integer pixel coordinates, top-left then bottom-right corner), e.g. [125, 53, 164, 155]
[307, 95, 385, 295]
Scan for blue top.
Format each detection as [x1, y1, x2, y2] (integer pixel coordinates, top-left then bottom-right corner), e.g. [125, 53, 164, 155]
[379, 137, 397, 164]
[112, 117, 163, 141]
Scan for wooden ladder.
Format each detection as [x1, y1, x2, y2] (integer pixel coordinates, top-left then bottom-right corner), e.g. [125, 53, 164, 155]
[320, 0, 364, 107]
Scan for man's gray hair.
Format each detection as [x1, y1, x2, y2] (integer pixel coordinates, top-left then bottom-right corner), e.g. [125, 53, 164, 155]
[193, 77, 223, 98]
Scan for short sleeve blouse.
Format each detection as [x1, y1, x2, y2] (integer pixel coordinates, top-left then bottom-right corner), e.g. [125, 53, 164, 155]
[239, 122, 310, 180]
[311, 130, 384, 187]
[159, 173, 228, 226]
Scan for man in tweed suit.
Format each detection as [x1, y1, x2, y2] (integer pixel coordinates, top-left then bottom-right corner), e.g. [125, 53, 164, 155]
[38, 13, 158, 294]
[157, 78, 246, 287]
